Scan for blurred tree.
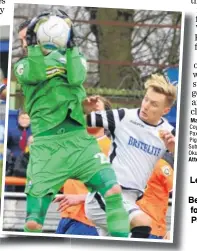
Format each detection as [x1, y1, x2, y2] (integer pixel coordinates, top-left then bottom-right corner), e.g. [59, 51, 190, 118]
[12, 4, 181, 91]
[86, 7, 137, 89]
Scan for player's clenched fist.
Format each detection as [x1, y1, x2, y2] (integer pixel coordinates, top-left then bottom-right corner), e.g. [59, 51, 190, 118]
[26, 12, 50, 46]
[159, 130, 175, 154]
[83, 95, 100, 114]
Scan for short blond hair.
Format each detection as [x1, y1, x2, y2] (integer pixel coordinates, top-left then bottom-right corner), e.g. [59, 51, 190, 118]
[144, 74, 177, 107]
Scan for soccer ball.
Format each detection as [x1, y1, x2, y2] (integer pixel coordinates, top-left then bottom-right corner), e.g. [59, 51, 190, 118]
[36, 15, 71, 51]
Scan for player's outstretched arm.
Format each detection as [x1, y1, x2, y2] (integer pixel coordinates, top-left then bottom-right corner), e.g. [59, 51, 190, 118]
[53, 194, 87, 212]
[14, 46, 47, 85]
[66, 48, 87, 86]
[66, 21, 87, 86]
[86, 108, 126, 137]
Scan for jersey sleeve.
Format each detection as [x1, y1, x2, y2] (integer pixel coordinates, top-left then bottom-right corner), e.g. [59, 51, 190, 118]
[162, 151, 174, 169]
[14, 45, 46, 85]
[157, 160, 174, 193]
[87, 109, 126, 137]
[66, 47, 87, 86]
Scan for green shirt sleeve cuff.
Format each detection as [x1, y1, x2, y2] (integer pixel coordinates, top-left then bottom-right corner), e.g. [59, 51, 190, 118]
[28, 45, 43, 57]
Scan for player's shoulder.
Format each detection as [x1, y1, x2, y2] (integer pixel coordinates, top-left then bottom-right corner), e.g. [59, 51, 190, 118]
[114, 108, 141, 124]
[114, 107, 137, 115]
[112, 107, 136, 121]
[14, 56, 26, 67]
[120, 107, 139, 119]
[159, 117, 174, 132]
[14, 57, 27, 76]
[94, 108, 136, 122]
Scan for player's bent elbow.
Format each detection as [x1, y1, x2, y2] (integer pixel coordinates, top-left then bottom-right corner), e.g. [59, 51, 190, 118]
[67, 67, 87, 86]
[68, 76, 85, 86]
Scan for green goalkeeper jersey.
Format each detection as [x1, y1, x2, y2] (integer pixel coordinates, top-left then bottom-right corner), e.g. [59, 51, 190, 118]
[14, 45, 87, 136]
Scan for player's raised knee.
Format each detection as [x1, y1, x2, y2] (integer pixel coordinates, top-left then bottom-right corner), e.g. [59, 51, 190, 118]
[104, 184, 122, 196]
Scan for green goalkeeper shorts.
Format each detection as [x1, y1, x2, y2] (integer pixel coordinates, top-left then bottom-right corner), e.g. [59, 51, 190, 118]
[25, 129, 111, 197]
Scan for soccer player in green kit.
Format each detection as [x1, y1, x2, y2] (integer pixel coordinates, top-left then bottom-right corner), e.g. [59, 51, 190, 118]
[14, 11, 130, 237]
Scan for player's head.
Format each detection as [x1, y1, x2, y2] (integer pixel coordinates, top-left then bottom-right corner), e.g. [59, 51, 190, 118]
[18, 110, 30, 128]
[139, 74, 177, 125]
[18, 20, 31, 51]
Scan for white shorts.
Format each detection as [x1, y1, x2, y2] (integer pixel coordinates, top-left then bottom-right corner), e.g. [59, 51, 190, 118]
[85, 189, 143, 236]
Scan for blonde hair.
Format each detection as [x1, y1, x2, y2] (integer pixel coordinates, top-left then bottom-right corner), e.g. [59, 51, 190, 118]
[144, 74, 177, 107]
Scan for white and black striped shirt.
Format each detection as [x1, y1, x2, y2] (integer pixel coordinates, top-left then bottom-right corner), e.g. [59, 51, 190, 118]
[87, 108, 174, 194]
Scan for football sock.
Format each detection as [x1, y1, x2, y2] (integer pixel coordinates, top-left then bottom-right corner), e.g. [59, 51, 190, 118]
[24, 194, 53, 232]
[105, 193, 130, 237]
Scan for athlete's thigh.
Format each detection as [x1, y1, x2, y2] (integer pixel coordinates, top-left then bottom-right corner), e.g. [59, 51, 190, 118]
[122, 190, 148, 226]
[25, 139, 70, 197]
[72, 133, 113, 186]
